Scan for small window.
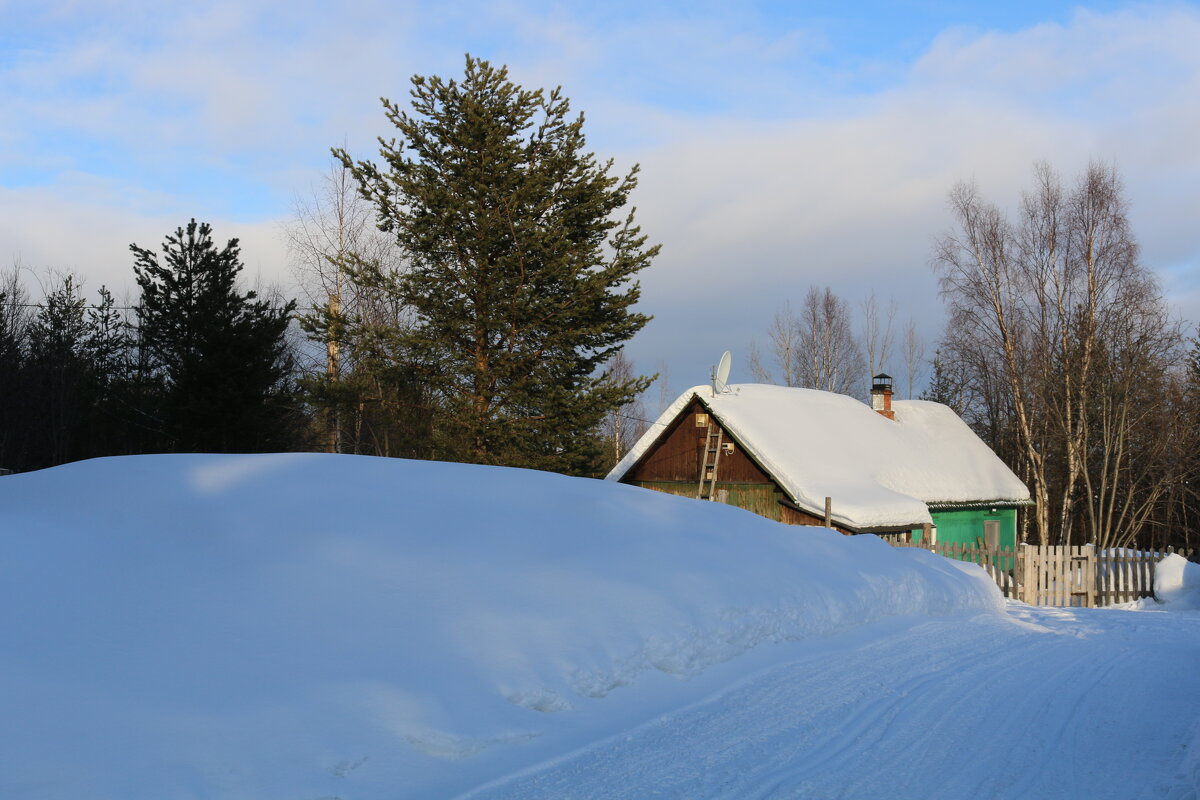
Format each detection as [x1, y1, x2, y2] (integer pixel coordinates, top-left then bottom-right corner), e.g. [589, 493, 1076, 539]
[983, 519, 1000, 549]
[695, 413, 709, 427]
[722, 442, 735, 454]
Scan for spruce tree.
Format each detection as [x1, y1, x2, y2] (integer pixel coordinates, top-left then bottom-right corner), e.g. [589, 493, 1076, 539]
[337, 56, 657, 474]
[23, 275, 90, 467]
[920, 349, 960, 411]
[6, 276, 134, 469]
[131, 220, 299, 453]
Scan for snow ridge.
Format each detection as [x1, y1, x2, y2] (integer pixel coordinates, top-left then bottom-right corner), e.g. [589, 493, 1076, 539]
[0, 453, 1002, 799]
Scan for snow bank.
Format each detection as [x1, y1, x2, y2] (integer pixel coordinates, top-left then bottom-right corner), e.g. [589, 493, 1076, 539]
[608, 384, 1029, 530]
[0, 453, 1002, 799]
[1155, 554, 1200, 609]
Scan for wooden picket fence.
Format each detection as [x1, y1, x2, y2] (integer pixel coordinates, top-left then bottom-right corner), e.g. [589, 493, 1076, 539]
[888, 541, 1196, 607]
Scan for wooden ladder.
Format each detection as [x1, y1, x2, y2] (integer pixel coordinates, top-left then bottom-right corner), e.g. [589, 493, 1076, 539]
[696, 424, 724, 500]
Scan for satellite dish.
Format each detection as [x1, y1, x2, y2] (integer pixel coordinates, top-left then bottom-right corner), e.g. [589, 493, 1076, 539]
[712, 350, 732, 395]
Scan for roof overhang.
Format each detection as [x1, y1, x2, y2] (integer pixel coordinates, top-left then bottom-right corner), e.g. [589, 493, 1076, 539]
[926, 499, 1034, 512]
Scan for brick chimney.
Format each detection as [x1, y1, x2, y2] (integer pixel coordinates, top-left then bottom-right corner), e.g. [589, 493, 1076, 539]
[871, 373, 895, 420]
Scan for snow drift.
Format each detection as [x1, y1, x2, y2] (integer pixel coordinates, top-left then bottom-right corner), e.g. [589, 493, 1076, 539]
[1155, 553, 1200, 609]
[0, 453, 1002, 799]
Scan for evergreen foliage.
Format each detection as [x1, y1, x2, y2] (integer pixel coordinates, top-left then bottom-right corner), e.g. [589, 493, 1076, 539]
[131, 220, 300, 453]
[0, 272, 135, 470]
[920, 350, 961, 411]
[24, 276, 91, 464]
[27, 275, 88, 366]
[336, 56, 657, 474]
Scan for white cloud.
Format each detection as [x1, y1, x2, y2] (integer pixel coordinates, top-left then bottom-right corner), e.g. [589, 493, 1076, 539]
[614, 5, 1200, 381]
[0, 181, 291, 307]
[3, 2, 1198, 385]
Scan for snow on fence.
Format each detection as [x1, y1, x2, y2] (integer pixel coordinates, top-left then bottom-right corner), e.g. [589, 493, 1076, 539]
[887, 541, 1196, 607]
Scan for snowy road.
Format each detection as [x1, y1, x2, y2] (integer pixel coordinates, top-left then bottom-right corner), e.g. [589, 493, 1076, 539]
[465, 605, 1200, 800]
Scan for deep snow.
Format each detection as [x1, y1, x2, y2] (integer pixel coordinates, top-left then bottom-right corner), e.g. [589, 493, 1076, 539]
[1, 453, 1196, 799]
[1155, 553, 1200, 610]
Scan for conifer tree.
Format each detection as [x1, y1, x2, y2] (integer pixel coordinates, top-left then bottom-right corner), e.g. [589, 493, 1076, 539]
[920, 350, 959, 410]
[24, 275, 90, 465]
[27, 275, 88, 365]
[336, 56, 657, 474]
[131, 220, 299, 453]
[2, 274, 136, 469]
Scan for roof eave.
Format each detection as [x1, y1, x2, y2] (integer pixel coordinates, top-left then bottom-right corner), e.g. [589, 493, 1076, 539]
[926, 498, 1034, 511]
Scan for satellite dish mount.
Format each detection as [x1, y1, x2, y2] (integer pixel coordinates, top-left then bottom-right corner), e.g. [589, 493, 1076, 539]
[711, 351, 732, 396]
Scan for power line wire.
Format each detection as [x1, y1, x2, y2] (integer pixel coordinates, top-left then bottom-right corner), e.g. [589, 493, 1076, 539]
[1, 301, 329, 312]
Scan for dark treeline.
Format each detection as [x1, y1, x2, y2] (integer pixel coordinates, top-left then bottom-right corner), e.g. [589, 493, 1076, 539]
[0, 221, 307, 472]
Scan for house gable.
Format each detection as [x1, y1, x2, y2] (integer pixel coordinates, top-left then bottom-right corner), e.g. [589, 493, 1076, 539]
[625, 398, 773, 485]
[620, 395, 858, 532]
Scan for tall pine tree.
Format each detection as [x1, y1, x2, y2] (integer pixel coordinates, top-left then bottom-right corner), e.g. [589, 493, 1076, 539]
[336, 56, 657, 474]
[131, 220, 300, 453]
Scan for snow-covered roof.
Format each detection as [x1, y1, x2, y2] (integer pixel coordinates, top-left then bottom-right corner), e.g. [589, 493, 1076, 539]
[606, 384, 1031, 530]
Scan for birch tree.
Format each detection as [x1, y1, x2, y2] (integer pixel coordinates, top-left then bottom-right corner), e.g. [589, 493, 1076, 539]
[287, 157, 403, 454]
[860, 291, 896, 392]
[900, 319, 925, 399]
[747, 304, 802, 386]
[796, 286, 865, 395]
[935, 161, 1182, 547]
[749, 289, 865, 396]
[598, 349, 649, 472]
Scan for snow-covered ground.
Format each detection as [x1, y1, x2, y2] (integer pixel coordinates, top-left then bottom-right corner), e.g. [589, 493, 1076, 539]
[469, 605, 1200, 800]
[1, 453, 1197, 799]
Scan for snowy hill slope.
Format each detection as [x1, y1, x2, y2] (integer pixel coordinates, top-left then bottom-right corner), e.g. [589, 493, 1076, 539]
[0, 453, 1003, 799]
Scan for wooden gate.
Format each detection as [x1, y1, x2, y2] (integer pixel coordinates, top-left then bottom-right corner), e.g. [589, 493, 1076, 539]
[1021, 545, 1094, 607]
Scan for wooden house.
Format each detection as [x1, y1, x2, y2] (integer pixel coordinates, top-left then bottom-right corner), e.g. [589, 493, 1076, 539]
[606, 376, 1031, 548]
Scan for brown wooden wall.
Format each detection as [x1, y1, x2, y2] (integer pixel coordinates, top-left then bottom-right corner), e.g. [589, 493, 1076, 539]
[781, 503, 849, 533]
[626, 399, 773, 484]
[623, 396, 853, 534]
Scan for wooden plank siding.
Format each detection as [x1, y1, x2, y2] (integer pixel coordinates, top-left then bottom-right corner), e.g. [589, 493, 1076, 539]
[781, 503, 841, 528]
[622, 398, 853, 533]
[626, 399, 773, 484]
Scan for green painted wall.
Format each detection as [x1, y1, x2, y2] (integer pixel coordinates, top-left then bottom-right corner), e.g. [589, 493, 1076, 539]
[913, 507, 1017, 549]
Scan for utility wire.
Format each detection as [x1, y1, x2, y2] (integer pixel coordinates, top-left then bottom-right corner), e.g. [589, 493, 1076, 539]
[1, 301, 329, 313]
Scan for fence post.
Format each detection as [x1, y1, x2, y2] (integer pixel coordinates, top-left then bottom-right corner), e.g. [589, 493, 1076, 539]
[1085, 544, 1096, 608]
[1019, 545, 1028, 604]
[1026, 545, 1038, 606]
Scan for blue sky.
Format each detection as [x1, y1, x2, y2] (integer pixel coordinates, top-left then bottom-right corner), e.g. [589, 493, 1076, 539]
[2, 1, 1199, 392]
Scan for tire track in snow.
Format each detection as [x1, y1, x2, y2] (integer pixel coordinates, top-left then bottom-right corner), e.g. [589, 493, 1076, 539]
[729, 612, 1098, 800]
[733, 631, 1025, 800]
[466, 606, 1200, 800]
